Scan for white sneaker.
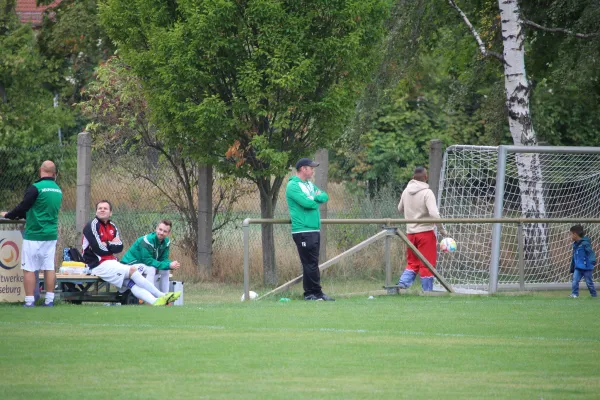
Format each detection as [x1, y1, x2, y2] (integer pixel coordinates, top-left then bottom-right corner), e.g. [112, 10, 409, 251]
[569, 294, 578, 298]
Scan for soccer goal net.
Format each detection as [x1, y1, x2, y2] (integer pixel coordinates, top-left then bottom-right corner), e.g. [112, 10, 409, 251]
[436, 145, 600, 292]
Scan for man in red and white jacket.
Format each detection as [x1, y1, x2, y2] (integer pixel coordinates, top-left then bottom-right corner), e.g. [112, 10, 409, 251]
[397, 167, 447, 291]
[82, 200, 179, 306]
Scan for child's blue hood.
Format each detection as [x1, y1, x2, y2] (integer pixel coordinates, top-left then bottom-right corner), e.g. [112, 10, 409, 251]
[576, 237, 592, 246]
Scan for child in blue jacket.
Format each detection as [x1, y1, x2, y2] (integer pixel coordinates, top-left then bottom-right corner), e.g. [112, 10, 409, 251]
[569, 225, 597, 298]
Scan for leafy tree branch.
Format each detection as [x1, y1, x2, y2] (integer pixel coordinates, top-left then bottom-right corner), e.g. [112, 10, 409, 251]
[447, 0, 504, 62]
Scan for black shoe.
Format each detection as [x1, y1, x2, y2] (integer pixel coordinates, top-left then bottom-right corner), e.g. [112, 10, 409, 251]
[304, 294, 322, 301]
[317, 293, 335, 301]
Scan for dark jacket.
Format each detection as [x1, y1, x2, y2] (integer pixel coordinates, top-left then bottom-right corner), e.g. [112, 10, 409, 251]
[571, 237, 596, 273]
[82, 217, 123, 269]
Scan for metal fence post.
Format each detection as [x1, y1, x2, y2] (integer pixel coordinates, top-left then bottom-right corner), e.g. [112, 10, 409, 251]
[76, 132, 92, 243]
[489, 145, 507, 293]
[384, 230, 392, 287]
[243, 219, 250, 302]
[518, 222, 525, 291]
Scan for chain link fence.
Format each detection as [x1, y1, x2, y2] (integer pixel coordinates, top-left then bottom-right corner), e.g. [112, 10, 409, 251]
[1, 141, 405, 284]
[224, 181, 406, 285]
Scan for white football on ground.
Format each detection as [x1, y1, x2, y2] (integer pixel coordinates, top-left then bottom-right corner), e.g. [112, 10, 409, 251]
[241, 291, 258, 301]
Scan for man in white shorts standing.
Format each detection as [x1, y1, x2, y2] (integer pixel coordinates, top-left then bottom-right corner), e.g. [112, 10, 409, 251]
[1, 160, 62, 307]
[82, 200, 180, 306]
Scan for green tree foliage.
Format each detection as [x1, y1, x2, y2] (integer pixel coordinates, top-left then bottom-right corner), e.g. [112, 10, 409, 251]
[0, 0, 75, 199]
[336, 0, 600, 193]
[357, 88, 484, 194]
[523, 0, 600, 146]
[98, 0, 391, 283]
[0, 0, 73, 147]
[335, 1, 504, 193]
[99, 0, 390, 176]
[37, 0, 115, 136]
[79, 57, 148, 145]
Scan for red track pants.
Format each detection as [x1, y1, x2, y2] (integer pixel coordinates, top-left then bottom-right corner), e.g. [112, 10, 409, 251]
[405, 230, 437, 278]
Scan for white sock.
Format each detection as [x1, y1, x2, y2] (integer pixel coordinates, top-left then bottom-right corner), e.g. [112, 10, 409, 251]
[158, 270, 170, 293]
[25, 295, 35, 305]
[45, 292, 55, 304]
[130, 271, 164, 298]
[130, 285, 157, 305]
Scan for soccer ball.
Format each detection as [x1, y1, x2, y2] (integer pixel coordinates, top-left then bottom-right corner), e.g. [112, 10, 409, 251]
[241, 291, 258, 301]
[440, 237, 457, 253]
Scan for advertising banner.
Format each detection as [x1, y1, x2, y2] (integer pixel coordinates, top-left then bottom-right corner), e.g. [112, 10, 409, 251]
[0, 230, 24, 302]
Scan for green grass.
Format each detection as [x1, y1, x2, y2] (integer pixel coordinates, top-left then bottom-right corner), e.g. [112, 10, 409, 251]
[1, 282, 599, 400]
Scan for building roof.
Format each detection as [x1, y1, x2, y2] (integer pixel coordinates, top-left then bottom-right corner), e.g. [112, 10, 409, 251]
[15, 0, 63, 26]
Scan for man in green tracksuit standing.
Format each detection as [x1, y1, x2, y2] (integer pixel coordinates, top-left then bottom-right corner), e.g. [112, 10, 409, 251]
[1, 160, 62, 307]
[121, 220, 180, 293]
[286, 158, 334, 301]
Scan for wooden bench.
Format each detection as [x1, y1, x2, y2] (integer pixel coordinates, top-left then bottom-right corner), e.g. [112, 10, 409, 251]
[39, 273, 137, 305]
[39, 271, 174, 305]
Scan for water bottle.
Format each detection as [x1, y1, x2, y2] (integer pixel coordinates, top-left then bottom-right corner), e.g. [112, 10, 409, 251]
[63, 248, 71, 261]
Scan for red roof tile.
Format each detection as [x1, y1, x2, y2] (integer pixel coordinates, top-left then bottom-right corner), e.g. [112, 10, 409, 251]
[15, 0, 63, 26]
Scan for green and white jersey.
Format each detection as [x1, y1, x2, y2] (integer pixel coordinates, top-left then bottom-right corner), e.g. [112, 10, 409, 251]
[5, 177, 62, 241]
[285, 175, 329, 234]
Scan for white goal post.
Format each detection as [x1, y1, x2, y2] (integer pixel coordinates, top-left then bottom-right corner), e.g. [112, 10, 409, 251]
[437, 145, 600, 293]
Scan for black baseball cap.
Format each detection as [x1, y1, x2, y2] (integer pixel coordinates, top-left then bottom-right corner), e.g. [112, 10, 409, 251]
[295, 158, 319, 170]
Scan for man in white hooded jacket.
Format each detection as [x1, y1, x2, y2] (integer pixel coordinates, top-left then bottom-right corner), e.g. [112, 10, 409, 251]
[397, 167, 447, 291]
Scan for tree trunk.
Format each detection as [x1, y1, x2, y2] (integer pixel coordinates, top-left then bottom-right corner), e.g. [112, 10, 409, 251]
[499, 0, 549, 271]
[499, 0, 535, 147]
[197, 164, 213, 275]
[517, 153, 550, 274]
[257, 175, 286, 286]
[314, 149, 329, 263]
[0, 82, 7, 104]
[146, 146, 159, 179]
[181, 163, 199, 258]
[258, 178, 277, 286]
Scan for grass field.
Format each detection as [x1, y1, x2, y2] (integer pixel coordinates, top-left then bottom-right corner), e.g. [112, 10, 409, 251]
[1, 281, 599, 400]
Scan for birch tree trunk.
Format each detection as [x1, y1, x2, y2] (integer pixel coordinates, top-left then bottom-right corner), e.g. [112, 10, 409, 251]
[499, 0, 550, 272]
[499, 0, 534, 147]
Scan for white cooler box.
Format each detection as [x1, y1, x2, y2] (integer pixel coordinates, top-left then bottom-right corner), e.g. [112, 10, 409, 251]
[169, 281, 184, 306]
